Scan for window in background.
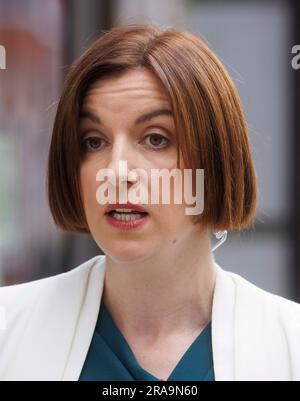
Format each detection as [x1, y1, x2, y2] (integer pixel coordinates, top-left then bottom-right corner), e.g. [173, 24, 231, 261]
[0, 0, 64, 284]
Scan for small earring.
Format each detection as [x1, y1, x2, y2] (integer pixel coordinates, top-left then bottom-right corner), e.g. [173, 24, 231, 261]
[211, 230, 228, 252]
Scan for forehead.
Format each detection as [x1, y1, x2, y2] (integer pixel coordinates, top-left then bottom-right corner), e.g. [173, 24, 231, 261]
[82, 68, 171, 106]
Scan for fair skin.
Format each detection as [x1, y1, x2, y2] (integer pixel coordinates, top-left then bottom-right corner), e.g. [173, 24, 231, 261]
[79, 67, 216, 380]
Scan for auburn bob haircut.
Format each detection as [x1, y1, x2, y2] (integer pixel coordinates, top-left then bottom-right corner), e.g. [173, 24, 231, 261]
[47, 24, 258, 234]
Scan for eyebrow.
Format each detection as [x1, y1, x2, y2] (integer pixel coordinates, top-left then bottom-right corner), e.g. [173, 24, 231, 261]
[79, 108, 173, 125]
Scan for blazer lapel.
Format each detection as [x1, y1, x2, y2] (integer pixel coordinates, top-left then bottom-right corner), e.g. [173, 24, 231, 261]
[233, 273, 292, 380]
[211, 263, 236, 380]
[213, 264, 294, 381]
[62, 255, 106, 381]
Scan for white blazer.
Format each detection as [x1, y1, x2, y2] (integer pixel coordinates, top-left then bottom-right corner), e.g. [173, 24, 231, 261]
[0, 254, 300, 381]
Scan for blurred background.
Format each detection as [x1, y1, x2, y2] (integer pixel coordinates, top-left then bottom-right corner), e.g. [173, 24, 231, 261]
[0, 0, 299, 302]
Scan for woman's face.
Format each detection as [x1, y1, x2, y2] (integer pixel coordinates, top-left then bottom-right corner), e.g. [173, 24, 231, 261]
[79, 68, 202, 263]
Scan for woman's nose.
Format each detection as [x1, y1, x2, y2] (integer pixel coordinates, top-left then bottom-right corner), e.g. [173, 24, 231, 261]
[106, 137, 136, 184]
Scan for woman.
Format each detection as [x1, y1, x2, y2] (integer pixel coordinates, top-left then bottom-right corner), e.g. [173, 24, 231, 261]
[0, 24, 299, 381]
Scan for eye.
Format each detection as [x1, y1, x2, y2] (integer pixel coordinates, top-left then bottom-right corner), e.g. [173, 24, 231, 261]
[144, 133, 170, 150]
[81, 136, 105, 152]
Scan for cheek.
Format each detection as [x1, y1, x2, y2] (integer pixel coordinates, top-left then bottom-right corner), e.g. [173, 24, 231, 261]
[159, 203, 190, 231]
[80, 164, 99, 215]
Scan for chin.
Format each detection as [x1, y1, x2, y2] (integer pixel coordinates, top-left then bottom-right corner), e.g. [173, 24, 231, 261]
[95, 238, 154, 264]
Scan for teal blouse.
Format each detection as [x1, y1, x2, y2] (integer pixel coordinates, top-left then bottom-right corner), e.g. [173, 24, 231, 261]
[79, 301, 215, 381]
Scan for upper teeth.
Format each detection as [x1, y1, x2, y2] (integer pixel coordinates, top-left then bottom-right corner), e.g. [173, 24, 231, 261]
[114, 208, 134, 212]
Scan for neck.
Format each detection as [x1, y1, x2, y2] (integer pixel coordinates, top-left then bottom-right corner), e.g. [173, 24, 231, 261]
[102, 229, 216, 342]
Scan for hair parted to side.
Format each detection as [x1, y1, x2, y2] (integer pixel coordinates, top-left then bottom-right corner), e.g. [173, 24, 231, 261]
[47, 23, 258, 234]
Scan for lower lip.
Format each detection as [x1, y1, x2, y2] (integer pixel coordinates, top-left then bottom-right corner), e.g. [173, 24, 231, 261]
[104, 213, 149, 230]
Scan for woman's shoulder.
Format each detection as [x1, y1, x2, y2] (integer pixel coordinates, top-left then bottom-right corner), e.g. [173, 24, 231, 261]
[0, 254, 105, 326]
[221, 265, 300, 321]
[0, 254, 106, 380]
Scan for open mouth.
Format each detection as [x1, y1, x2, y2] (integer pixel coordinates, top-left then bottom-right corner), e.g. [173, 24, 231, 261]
[105, 209, 149, 222]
